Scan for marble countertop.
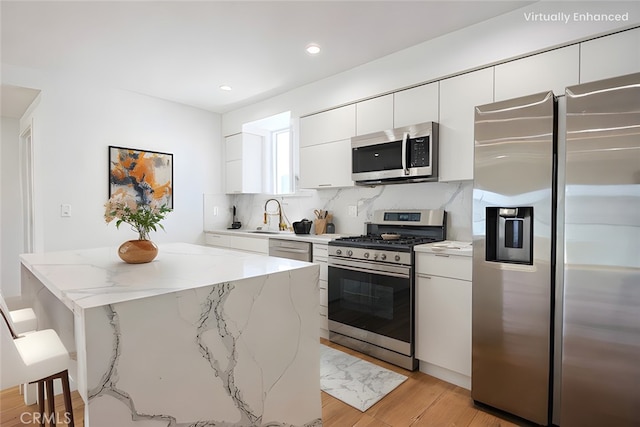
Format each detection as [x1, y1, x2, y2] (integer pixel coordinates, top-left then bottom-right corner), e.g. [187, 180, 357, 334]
[20, 242, 317, 311]
[414, 240, 473, 257]
[206, 228, 347, 244]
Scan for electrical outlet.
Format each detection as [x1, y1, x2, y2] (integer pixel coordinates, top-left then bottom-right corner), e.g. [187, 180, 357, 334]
[213, 206, 219, 216]
[60, 204, 71, 217]
[348, 205, 358, 217]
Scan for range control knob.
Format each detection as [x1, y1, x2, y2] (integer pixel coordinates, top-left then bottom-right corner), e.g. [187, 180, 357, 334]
[347, 250, 353, 257]
[336, 249, 342, 255]
[380, 254, 387, 260]
[373, 253, 378, 260]
[394, 254, 401, 262]
[364, 252, 370, 258]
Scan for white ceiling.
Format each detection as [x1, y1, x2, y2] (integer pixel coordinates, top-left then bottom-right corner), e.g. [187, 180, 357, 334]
[1, 1, 534, 116]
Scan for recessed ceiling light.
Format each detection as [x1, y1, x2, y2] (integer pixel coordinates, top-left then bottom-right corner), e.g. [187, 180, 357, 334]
[219, 85, 232, 91]
[305, 44, 321, 55]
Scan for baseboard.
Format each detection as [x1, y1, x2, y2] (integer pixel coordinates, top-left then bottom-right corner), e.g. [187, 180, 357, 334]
[419, 360, 471, 390]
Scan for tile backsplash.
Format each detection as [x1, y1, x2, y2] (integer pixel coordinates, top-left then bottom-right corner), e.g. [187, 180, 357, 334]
[204, 181, 472, 242]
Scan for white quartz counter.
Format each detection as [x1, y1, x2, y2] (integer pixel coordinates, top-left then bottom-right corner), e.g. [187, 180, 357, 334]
[414, 240, 473, 257]
[20, 242, 315, 310]
[206, 229, 346, 244]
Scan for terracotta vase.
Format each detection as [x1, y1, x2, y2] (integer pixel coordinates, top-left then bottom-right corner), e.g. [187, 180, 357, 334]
[118, 239, 158, 264]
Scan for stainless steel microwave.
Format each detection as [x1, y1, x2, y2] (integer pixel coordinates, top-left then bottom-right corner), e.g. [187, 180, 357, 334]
[351, 121, 438, 185]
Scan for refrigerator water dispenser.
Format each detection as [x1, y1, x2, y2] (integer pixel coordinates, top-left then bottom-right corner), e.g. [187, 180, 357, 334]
[486, 206, 533, 264]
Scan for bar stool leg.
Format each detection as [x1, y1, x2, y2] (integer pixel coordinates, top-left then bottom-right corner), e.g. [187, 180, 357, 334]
[45, 379, 55, 427]
[37, 380, 45, 427]
[61, 370, 75, 427]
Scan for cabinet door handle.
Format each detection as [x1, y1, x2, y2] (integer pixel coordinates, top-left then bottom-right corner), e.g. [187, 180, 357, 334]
[417, 273, 432, 279]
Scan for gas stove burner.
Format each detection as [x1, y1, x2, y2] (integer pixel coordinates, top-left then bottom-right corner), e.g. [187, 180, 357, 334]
[329, 209, 446, 262]
[332, 234, 439, 248]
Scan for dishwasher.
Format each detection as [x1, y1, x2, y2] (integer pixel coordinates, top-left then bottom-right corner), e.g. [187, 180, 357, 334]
[268, 239, 312, 262]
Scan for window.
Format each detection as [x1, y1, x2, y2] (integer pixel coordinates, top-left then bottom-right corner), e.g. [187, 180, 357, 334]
[243, 111, 294, 195]
[273, 128, 292, 194]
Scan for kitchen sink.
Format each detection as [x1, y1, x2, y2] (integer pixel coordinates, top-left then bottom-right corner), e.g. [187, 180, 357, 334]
[247, 230, 294, 235]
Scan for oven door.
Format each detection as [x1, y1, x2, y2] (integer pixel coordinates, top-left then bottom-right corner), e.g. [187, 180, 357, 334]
[328, 257, 413, 355]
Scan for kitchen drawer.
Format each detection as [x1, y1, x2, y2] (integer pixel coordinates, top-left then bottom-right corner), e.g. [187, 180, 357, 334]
[227, 235, 269, 254]
[319, 307, 328, 330]
[313, 243, 328, 258]
[318, 263, 328, 282]
[205, 233, 229, 247]
[416, 253, 472, 281]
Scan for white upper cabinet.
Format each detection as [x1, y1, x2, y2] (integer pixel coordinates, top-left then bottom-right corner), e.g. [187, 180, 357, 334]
[299, 139, 353, 188]
[224, 133, 263, 194]
[299, 104, 356, 147]
[494, 45, 580, 101]
[299, 104, 355, 188]
[393, 82, 439, 128]
[439, 68, 494, 182]
[356, 94, 393, 135]
[580, 27, 640, 83]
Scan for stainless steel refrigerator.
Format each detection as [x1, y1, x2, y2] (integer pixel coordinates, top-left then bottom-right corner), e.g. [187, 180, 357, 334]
[471, 72, 640, 426]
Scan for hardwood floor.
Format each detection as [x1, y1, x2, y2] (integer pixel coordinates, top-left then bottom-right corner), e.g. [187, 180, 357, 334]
[0, 341, 520, 426]
[0, 386, 85, 427]
[320, 338, 520, 427]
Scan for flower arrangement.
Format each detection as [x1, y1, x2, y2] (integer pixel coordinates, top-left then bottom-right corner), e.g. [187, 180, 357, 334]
[104, 191, 172, 240]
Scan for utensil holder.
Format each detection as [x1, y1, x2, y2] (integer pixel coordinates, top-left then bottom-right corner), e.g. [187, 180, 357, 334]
[314, 214, 333, 234]
[315, 219, 327, 235]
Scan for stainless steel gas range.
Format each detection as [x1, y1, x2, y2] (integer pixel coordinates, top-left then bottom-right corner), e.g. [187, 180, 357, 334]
[327, 209, 446, 370]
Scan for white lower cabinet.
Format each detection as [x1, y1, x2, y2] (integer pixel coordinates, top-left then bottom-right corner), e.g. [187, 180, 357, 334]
[415, 252, 471, 389]
[204, 232, 268, 254]
[313, 243, 329, 339]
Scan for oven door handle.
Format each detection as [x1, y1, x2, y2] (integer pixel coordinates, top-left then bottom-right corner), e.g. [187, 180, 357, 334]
[329, 260, 410, 279]
[401, 132, 409, 175]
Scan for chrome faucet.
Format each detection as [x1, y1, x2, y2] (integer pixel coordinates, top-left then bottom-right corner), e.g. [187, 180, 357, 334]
[264, 198, 287, 231]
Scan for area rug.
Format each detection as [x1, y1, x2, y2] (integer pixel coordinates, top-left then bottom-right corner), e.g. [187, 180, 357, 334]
[320, 344, 408, 412]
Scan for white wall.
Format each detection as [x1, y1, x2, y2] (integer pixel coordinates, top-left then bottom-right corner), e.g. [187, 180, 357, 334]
[0, 117, 22, 295]
[34, 83, 223, 251]
[1, 117, 22, 295]
[0, 76, 223, 296]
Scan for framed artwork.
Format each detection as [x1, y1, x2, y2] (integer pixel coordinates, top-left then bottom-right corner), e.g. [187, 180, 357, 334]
[108, 146, 173, 208]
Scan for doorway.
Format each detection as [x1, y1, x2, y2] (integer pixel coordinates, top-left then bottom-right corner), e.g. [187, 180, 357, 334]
[21, 125, 34, 254]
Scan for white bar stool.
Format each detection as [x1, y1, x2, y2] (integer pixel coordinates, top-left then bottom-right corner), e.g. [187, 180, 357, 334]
[0, 291, 38, 335]
[1, 299, 75, 426]
[1, 291, 40, 404]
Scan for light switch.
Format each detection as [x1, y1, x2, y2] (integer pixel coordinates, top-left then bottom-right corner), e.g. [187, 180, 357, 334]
[61, 204, 71, 217]
[348, 205, 358, 217]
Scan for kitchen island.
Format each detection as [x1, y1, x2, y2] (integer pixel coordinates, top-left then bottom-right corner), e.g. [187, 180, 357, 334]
[19, 242, 321, 427]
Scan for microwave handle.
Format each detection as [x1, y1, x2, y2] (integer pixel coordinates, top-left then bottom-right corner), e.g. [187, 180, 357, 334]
[401, 132, 409, 175]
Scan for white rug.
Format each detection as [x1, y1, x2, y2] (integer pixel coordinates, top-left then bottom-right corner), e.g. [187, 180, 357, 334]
[320, 344, 408, 412]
